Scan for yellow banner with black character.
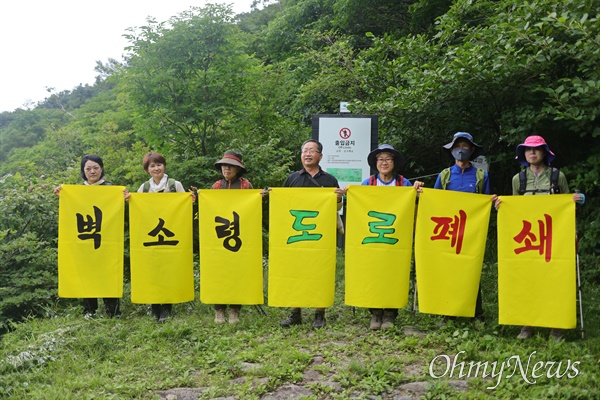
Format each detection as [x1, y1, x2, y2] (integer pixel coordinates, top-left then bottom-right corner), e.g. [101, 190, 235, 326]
[497, 194, 576, 329]
[344, 185, 416, 308]
[58, 185, 125, 298]
[198, 189, 263, 305]
[129, 192, 194, 304]
[268, 188, 337, 307]
[415, 188, 491, 317]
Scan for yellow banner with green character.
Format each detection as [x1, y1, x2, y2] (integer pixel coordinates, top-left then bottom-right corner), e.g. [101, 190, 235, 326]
[58, 184, 125, 298]
[415, 188, 491, 317]
[268, 188, 337, 307]
[497, 194, 576, 328]
[129, 192, 194, 304]
[198, 189, 263, 305]
[344, 185, 416, 308]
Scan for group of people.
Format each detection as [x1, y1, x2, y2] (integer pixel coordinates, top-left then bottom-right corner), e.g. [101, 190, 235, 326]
[55, 132, 585, 341]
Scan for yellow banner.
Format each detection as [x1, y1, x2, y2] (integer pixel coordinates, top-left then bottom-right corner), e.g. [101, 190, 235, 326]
[129, 192, 194, 304]
[344, 186, 416, 308]
[415, 188, 491, 317]
[498, 194, 576, 328]
[268, 188, 337, 307]
[198, 190, 263, 305]
[58, 185, 125, 298]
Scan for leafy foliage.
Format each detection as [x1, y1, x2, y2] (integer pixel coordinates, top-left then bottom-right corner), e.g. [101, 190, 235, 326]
[0, 174, 61, 329]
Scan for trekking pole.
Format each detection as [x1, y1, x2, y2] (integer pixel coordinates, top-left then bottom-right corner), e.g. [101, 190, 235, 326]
[574, 190, 585, 339]
[412, 278, 418, 314]
[576, 234, 585, 339]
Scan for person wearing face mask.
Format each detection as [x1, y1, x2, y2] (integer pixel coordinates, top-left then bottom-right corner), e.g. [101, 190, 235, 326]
[433, 132, 493, 324]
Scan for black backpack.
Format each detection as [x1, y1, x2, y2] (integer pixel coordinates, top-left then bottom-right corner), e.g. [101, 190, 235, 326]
[518, 168, 561, 195]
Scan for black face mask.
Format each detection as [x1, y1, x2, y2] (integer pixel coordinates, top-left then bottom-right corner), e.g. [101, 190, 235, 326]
[452, 148, 473, 161]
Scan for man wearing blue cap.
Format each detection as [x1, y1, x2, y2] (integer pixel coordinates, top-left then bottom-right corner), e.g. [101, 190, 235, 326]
[433, 132, 492, 323]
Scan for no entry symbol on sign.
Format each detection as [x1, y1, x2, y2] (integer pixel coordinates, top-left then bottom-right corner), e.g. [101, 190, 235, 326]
[339, 128, 351, 139]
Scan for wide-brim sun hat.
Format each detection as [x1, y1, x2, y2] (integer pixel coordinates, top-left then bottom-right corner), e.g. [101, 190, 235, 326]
[367, 144, 405, 171]
[515, 135, 555, 166]
[215, 150, 247, 175]
[442, 132, 483, 161]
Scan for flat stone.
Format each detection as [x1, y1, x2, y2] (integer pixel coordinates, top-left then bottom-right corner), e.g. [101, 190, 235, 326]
[155, 388, 207, 400]
[261, 384, 313, 399]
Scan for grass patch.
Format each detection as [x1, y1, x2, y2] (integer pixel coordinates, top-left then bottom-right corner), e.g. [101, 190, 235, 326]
[1, 250, 599, 399]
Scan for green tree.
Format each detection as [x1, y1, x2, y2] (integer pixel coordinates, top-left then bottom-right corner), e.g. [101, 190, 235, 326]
[120, 4, 258, 158]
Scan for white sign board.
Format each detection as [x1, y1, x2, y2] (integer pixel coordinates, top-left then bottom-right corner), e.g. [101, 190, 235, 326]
[313, 115, 377, 188]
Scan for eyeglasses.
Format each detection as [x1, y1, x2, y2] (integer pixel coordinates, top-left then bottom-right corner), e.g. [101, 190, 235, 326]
[376, 158, 393, 164]
[84, 166, 101, 172]
[302, 149, 321, 155]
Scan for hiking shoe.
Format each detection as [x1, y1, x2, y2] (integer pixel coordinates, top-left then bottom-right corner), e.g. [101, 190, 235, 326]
[549, 328, 564, 342]
[228, 308, 240, 325]
[214, 309, 226, 324]
[312, 311, 326, 329]
[370, 310, 383, 330]
[280, 311, 302, 327]
[517, 326, 533, 339]
[381, 310, 396, 330]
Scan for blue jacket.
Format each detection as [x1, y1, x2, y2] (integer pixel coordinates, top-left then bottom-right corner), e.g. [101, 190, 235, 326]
[434, 164, 490, 194]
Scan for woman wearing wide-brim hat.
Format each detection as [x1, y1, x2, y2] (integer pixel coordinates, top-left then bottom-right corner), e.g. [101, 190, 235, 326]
[210, 150, 254, 325]
[362, 144, 424, 330]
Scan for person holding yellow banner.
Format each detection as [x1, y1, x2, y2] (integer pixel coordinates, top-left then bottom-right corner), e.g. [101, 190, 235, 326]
[497, 135, 585, 341]
[54, 154, 121, 318]
[124, 152, 196, 323]
[209, 150, 254, 325]
[279, 139, 345, 329]
[433, 132, 495, 325]
[362, 144, 424, 330]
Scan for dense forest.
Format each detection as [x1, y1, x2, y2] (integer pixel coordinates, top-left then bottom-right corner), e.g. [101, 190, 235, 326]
[1, 0, 598, 328]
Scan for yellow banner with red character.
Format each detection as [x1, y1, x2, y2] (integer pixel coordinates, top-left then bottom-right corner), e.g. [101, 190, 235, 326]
[129, 192, 194, 304]
[344, 186, 416, 308]
[58, 184, 125, 298]
[268, 188, 337, 307]
[497, 194, 576, 328]
[198, 190, 263, 305]
[415, 188, 491, 317]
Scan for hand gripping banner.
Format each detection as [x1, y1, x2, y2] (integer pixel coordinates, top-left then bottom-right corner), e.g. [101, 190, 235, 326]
[497, 194, 576, 328]
[58, 185, 125, 298]
[198, 189, 263, 305]
[129, 192, 194, 304]
[344, 186, 416, 308]
[415, 188, 491, 317]
[268, 188, 337, 307]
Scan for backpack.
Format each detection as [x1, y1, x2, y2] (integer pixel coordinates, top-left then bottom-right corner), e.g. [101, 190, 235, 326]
[143, 178, 176, 193]
[368, 174, 404, 186]
[518, 167, 561, 195]
[440, 167, 485, 193]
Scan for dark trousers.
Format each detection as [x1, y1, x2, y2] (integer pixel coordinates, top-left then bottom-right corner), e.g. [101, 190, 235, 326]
[151, 304, 172, 317]
[83, 298, 120, 317]
[369, 308, 398, 317]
